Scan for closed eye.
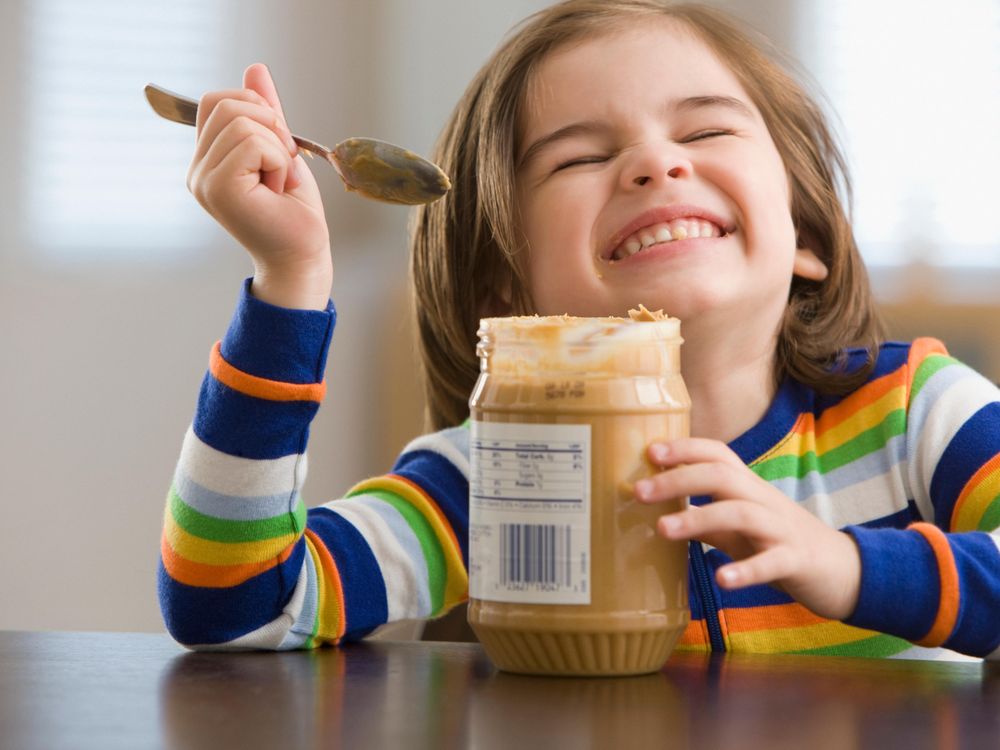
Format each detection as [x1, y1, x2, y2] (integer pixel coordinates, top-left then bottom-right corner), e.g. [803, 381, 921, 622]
[682, 129, 735, 143]
[554, 155, 610, 171]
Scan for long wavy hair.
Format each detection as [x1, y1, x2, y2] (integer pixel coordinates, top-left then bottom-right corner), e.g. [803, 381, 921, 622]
[410, 0, 884, 431]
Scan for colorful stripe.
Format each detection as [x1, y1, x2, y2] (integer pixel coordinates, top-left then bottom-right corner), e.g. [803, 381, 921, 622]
[753, 409, 905, 481]
[348, 474, 468, 613]
[163, 503, 298, 565]
[303, 529, 346, 644]
[792, 632, 913, 658]
[210, 340, 326, 402]
[323, 500, 431, 620]
[169, 487, 306, 542]
[160, 530, 297, 588]
[910, 523, 960, 647]
[907, 338, 950, 403]
[951, 454, 1000, 532]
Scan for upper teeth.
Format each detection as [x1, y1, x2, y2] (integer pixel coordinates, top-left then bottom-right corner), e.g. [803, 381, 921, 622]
[611, 218, 724, 261]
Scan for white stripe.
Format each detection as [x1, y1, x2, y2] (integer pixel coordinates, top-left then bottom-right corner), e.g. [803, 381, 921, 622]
[887, 645, 982, 662]
[907, 366, 999, 513]
[770, 433, 907, 505]
[796, 469, 912, 529]
[401, 425, 471, 477]
[193, 612, 293, 652]
[279, 550, 319, 650]
[178, 426, 308, 498]
[352, 495, 432, 612]
[324, 501, 431, 621]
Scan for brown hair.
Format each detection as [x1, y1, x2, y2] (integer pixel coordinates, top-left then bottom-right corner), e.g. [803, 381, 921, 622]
[410, 0, 884, 431]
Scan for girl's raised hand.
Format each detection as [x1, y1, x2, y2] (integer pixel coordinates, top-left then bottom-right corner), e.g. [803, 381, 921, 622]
[634, 438, 862, 621]
[186, 63, 331, 310]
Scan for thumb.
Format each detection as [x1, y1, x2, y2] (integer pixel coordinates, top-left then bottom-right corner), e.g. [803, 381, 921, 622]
[243, 63, 287, 122]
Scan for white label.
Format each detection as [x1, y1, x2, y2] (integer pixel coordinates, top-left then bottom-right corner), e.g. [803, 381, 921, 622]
[469, 421, 590, 604]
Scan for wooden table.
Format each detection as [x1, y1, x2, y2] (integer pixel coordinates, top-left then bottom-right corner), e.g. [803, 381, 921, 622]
[1, 630, 997, 749]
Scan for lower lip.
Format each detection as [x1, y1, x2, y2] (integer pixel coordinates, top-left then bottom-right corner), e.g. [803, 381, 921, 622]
[606, 235, 726, 267]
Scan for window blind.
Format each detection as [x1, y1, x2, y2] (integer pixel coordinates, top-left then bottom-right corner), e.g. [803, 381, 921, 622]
[807, 0, 1000, 268]
[24, 0, 228, 256]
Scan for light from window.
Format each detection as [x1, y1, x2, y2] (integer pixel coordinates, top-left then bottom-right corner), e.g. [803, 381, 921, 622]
[24, 0, 227, 257]
[809, 0, 1000, 268]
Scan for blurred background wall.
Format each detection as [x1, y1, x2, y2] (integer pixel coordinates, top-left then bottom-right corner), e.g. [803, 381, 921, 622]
[0, 0, 996, 633]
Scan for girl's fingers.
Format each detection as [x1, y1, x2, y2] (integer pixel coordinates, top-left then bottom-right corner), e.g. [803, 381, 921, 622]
[243, 63, 288, 125]
[647, 437, 743, 469]
[196, 88, 267, 137]
[657, 499, 772, 543]
[190, 119, 294, 205]
[715, 547, 795, 590]
[635, 461, 752, 504]
[195, 97, 297, 166]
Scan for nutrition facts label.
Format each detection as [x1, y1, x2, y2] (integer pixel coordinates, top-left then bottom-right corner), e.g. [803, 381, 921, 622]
[469, 421, 591, 604]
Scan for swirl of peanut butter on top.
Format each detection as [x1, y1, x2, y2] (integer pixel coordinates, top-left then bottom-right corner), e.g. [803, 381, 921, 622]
[627, 304, 668, 322]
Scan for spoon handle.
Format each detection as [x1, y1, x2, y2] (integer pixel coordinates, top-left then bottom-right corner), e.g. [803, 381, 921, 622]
[143, 83, 335, 159]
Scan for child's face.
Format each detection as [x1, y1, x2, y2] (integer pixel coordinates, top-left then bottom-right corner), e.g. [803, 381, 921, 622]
[515, 20, 823, 324]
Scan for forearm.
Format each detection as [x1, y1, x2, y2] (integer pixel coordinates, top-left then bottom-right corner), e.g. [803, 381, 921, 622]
[844, 524, 1000, 659]
[159, 282, 472, 650]
[159, 279, 334, 648]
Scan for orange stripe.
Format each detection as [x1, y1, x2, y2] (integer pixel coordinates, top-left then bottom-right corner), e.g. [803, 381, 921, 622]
[678, 619, 709, 647]
[160, 532, 295, 587]
[810, 367, 903, 434]
[950, 452, 1000, 530]
[910, 523, 960, 647]
[722, 602, 828, 634]
[304, 529, 346, 642]
[905, 337, 949, 403]
[209, 341, 326, 403]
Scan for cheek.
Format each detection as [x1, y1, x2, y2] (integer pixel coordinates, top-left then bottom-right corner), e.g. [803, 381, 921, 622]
[517, 176, 611, 314]
[742, 159, 798, 249]
[525, 230, 580, 313]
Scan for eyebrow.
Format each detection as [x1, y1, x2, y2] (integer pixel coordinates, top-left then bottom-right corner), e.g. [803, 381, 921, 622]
[517, 95, 755, 169]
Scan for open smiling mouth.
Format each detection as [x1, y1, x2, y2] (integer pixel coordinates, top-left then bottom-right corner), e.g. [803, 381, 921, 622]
[608, 218, 733, 262]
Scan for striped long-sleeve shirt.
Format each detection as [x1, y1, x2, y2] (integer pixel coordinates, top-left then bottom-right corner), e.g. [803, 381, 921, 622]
[159, 281, 1000, 658]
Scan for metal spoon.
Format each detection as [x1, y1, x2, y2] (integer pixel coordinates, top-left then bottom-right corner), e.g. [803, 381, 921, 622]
[144, 83, 450, 205]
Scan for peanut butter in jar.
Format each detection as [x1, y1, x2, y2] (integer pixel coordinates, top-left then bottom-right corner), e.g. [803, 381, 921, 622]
[467, 309, 690, 676]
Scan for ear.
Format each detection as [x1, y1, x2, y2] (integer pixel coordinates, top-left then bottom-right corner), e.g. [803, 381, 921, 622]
[793, 247, 828, 282]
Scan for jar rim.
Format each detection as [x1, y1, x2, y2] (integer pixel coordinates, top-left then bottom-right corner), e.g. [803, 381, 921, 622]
[478, 315, 682, 345]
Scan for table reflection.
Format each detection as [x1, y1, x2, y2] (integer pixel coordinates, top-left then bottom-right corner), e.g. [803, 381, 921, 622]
[158, 641, 1000, 750]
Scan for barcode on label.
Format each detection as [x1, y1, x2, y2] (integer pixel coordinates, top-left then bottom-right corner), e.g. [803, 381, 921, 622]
[499, 523, 572, 588]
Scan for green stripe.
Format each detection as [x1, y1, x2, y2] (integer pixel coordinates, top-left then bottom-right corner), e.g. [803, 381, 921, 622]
[791, 633, 912, 658]
[169, 488, 306, 543]
[978, 493, 1000, 532]
[360, 488, 447, 615]
[910, 354, 957, 402]
[754, 409, 905, 481]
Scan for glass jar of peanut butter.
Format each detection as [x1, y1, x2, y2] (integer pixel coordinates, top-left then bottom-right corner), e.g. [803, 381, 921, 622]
[467, 308, 690, 676]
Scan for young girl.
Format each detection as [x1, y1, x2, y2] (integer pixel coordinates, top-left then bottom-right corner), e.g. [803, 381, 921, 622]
[159, 0, 1000, 659]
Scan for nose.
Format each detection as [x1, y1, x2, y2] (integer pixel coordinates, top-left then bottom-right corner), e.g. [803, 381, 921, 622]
[619, 142, 692, 189]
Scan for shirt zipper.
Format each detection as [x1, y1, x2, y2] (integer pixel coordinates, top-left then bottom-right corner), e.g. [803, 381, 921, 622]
[689, 540, 726, 652]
